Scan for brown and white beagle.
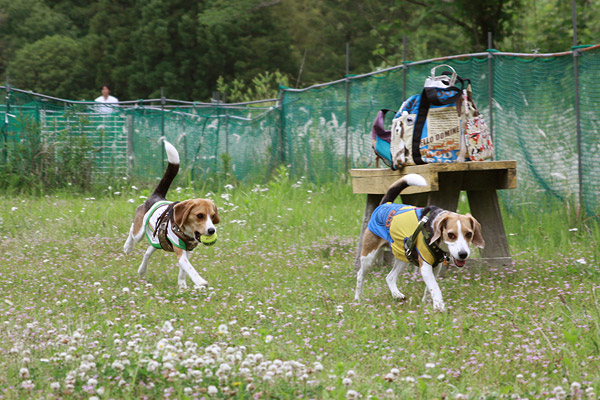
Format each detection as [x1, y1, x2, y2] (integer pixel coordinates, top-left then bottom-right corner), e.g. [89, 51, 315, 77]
[354, 174, 484, 311]
[123, 140, 219, 289]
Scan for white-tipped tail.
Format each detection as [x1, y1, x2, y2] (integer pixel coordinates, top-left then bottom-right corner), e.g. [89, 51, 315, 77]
[403, 173, 427, 187]
[164, 141, 180, 165]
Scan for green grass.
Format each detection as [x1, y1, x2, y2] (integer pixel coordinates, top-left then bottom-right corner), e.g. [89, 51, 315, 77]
[0, 178, 599, 399]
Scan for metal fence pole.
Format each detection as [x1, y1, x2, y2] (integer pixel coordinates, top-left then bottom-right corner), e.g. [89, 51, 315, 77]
[345, 42, 350, 173]
[3, 76, 11, 164]
[161, 87, 166, 169]
[402, 35, 407, 101]
[572, 0, 584, 214]
[487, 32, 495, 145]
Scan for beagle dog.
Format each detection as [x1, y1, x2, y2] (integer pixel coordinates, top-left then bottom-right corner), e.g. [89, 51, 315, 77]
[354, 174, 484, 311]
[123, 140, 219, 289]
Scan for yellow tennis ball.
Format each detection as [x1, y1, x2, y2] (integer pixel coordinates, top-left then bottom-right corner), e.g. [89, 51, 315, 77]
[200, 233, 218, 246]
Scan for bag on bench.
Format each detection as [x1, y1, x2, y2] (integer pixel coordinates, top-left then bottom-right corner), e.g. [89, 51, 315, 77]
[389, 65, 493, 167]
[369, 108, 395, 168]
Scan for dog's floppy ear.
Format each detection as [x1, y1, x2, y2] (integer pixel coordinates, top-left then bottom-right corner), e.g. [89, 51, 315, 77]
[429, 213, 449, 245]
[173, 200, 195, 228]
[467, 213, 485, 248]
[211, 200, 220, 224]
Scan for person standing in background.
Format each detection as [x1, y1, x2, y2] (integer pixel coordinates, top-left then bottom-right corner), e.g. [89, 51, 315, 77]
[95, 84, 118, 113]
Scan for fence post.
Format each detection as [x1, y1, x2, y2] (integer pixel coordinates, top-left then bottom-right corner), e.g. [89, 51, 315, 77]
[345, 42, 350, 173]
[402, 35, 407, 101]
[3, 77, 11, 165]
[487, 32, 494, 145]
[161, 87, 166, 169]
[278, 88, 286, 167]
[572, 0, 583, 214]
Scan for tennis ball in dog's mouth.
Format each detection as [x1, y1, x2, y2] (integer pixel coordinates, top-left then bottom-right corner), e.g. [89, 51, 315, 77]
[200, 233, 218, 246]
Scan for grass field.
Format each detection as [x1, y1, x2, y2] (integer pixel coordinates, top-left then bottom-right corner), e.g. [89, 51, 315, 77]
[0, 174, 599, 399]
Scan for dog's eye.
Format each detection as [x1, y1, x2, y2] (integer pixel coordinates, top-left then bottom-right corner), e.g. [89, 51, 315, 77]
[447, 233, 456, 240]
[196, 213, 205, 220]
[465, 232, 473, 239]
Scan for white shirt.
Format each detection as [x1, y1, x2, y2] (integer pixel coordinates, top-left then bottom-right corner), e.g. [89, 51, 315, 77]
[94, 95, 119, 113]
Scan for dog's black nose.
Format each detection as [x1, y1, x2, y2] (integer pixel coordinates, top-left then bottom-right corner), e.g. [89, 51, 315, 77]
[458, 251, 468, 260]
[208, 227, 216, 235]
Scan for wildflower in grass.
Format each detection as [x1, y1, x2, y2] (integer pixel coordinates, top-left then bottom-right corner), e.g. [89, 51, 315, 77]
[390, 368, 400, 376]
[385, 389, 395, 398]
[346, 370, 355, 378]
[437, 374, 445, 380]
[162, 321, 174, 333]
[265, 335, 273, 343]
[336, 305, 344, 315]
[50, 382, 60, 391]
[425, 362, 435, 369]
[122, 287, 130, 293]
[384, 373, 395, 382]
[342, 377, 352, 387]
[218, 324, 229, 335]
[21, 380, 34, 390]
[552, 386, 567, 400]
[19, 367, 30, 378]
[346, 389, 360, 399]
[314, 361, 323, 372]
[207, 385, 218, 396]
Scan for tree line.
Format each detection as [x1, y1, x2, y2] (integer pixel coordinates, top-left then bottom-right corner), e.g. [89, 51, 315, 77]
[1, 0, 598, 103]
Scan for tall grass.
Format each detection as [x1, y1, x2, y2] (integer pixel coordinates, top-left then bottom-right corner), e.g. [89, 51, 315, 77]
[0, 176, 598, 399]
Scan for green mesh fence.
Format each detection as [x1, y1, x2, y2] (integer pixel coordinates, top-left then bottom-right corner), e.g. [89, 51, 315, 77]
[1, 46, 599, 216]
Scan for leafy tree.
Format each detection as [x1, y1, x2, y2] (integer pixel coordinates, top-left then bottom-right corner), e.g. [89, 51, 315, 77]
[7, 35, 87, 98]
[0, 0, 75, 81]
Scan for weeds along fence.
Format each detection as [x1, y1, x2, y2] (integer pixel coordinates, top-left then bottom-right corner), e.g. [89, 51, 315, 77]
[1, 45, 599, 216]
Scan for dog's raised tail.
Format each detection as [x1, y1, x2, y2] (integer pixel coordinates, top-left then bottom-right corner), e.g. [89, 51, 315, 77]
[379, 173, 427, 205]
[151, 140, 180, 199]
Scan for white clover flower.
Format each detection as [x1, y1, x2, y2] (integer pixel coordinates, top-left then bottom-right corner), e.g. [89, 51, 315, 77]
[346, 389, 360, 399]
[385, 388, 395, 399]
[97, 387, 105, 396]
[314, 361, 323, 372]
[454, 394, 467, 400]
[87, 378, 98, 387]
[111, 360, 125, 371]
[162, 321, 174, 333]
[384, 373, 395, 382]
[265, 335, 273, 343]
[437, 374, 446, 380]
[122, 287, 130, 293]
[425, 362, 435, 369]
[19, 367, 30, 379]
[405, 376, 416, 383]
[50, 382, 60, 391]
[390, 368, 400, 376]
[346, 370, 355, 378]
[342, 377, 352, 387]
[336, 305, 344, 315]
[20, 380, 34, 390]
[208, 385, 218, 396]
[148, 360, 160, 372]
[217, 324, 229, 335]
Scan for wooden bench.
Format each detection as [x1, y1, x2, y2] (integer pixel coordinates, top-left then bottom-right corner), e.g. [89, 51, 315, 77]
[350, 160, 517, 268]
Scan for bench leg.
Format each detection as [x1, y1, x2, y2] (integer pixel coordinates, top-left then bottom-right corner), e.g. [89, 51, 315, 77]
[467, 190, 513, 266]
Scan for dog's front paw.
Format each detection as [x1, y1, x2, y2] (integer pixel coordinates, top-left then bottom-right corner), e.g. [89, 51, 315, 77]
[391, 290, 406, 301]
[138, 265, 147, 278]
[433, 301, 446, 312]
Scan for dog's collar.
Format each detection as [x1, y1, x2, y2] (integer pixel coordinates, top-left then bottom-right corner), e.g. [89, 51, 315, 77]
[153, 202, 199, 252]
[404, 212, 448, 266]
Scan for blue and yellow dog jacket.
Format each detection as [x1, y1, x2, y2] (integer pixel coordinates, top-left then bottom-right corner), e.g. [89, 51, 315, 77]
[368, 203, 442, 266]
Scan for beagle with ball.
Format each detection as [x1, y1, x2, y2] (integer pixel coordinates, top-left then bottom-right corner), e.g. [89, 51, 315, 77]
[123, 140, 219, 289]
[354, 173, 484, 311]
